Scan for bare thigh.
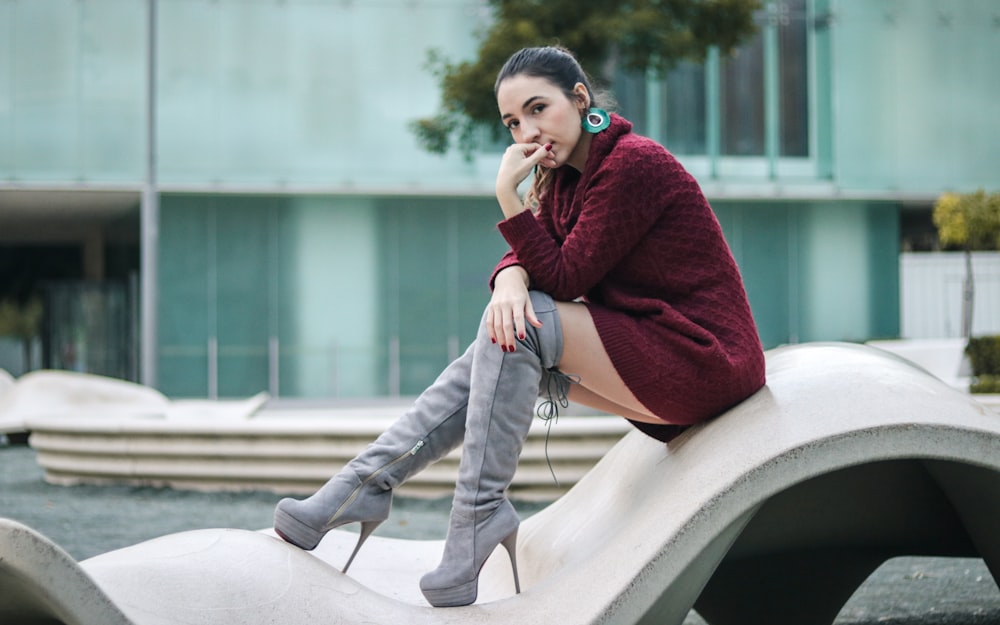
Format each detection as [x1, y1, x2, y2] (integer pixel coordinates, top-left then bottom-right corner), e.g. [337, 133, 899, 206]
[555, 301, 665, 425]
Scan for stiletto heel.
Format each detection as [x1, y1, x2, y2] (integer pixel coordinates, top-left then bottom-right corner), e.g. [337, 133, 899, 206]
[420, 500, 522, 606]
[342, 520, 383, 573]
[500, 529, 520, 594]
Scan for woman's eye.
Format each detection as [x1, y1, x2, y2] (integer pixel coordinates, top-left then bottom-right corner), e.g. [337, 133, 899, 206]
[531, 104, 545, 115]
[506, 120, 520, 130]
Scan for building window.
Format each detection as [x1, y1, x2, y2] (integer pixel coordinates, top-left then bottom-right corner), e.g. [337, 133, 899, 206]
[778, 0, 810, 157]
[664, 61, 707, 156]
[721, 30, 766, 156]
[616, 0, 811, 163]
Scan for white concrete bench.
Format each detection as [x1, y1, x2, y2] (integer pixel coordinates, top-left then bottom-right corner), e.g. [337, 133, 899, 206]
[0, 368, 269, 435]
[1, 342, 999, 625]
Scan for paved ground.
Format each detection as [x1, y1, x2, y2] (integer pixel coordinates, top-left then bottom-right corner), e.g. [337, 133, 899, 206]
[2, 442, 999, 624]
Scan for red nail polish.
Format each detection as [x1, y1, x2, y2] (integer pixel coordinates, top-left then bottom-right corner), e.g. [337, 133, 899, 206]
[491, 338, 496, 344]
[500, 345, 508, 353]
[544, 144, 552, 151]
[518, 332, 525, 340]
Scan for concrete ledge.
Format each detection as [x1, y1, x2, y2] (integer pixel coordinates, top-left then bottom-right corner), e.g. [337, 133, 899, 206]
[27, 413, 629, 500]
[866, 337, 971, 390]
[0, 368, 269, 434]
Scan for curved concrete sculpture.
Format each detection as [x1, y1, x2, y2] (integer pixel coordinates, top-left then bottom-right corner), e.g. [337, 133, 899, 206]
[0, 368, 14, 394]
[2, 342, 1000, 625]
[0, 369, 269, 436]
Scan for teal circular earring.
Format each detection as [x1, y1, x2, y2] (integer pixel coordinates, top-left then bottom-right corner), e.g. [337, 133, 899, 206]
[582, 107, 610, 133]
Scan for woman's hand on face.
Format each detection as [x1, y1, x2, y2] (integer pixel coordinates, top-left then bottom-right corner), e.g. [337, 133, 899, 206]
[496, 142, 552, 196]
[488, 267, 543, 352]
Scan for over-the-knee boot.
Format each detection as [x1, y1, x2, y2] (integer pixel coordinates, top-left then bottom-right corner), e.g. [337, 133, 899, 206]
[420, 291, 563, 607]
[274, 343, 473, 572]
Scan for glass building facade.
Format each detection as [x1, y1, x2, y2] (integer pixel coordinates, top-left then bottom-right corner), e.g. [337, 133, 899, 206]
[1, 0, 998, 398]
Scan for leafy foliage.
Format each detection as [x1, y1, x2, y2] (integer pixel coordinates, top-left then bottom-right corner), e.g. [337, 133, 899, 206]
[971, 375, 1000, 393]
[411, 0, 761, 155]
[933, 189, 1000, 251]
[932, 190, 1000, 339]
[967, 334, 1000, 393]
[967, 336, 1000, 376]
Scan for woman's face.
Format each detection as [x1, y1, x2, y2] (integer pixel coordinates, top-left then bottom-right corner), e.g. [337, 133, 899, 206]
[496, 74, 590, 171]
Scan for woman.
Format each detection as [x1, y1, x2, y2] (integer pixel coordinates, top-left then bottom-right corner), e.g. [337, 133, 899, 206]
[274, 45, 765, 607]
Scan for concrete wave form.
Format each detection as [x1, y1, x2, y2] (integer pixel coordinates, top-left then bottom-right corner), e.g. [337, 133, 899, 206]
[2, 342, 999, 625]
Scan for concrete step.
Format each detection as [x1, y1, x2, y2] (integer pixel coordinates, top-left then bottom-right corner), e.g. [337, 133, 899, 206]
[27, 412, 632, 501]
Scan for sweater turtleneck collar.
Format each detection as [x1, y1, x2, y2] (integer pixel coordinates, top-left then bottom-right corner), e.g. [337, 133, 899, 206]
[577, 113, 633, 182]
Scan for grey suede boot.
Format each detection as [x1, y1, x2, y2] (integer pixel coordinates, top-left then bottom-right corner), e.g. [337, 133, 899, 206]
[420, 291, 563, 607]
[274, 342, 473, 572]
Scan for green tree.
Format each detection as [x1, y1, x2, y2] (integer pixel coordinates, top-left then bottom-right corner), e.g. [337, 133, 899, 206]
[932, 189, 1000, 338]
[412, 0, 761, 155]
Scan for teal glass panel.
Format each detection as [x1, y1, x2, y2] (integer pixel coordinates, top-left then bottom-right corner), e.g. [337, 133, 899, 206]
[455, 202, 510, 349]
[832, 1, 921, 189]
[833, 0, 1000, 192]
[778, 0, 809, 157]
[715, 201, 794, 348]
[613, 70, 649, 137]
[156, 0, 220, 180]
[158, 197, 210, 397]
[796, 201, 889, 343]
[392, 200, 452, 393]
[715, 198, 899, 347]
[813, 0, 834, 178]
[158, 192, 509, 400]
[277, 196, 380, 398]
[866, 202, 900, 339]
[78, 0, 145, 180]
[377, 196, 507, 396]
[214, 197, 272, 397]
[0, 0, 144, 182]
[9, 0, 78, 179]
[664, 61, 707, 155]
[720, 28, 765, 156]
[156, 0, 488, 189]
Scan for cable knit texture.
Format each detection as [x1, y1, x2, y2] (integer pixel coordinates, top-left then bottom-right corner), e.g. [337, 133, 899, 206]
[491, 114, 765, 430]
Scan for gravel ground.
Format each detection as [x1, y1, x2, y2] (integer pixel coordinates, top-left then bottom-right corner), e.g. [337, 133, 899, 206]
[2, 443, 999, 624]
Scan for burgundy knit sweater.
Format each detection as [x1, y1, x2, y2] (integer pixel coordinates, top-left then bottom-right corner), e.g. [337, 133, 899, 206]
[491, 114, 765, 430]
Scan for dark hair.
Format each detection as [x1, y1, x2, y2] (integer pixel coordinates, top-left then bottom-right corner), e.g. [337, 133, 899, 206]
[495, 46, 607, 211]
[494, 46, 598, 108]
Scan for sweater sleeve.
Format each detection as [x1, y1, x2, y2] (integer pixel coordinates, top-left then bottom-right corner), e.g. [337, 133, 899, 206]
[497, 144, 680, 301]
[489, 249, 522, 291]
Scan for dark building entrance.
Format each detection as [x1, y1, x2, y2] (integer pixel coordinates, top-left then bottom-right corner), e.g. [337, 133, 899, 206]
[0, 190, 140, 380]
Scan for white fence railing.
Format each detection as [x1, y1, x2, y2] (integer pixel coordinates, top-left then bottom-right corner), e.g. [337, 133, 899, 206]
[901, 252, 1000, 339]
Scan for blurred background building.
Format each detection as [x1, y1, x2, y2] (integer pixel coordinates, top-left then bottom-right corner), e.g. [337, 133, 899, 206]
[1, 0, 998, 399]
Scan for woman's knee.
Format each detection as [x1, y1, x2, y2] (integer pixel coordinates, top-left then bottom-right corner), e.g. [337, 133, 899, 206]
[527, 290, 558, 315]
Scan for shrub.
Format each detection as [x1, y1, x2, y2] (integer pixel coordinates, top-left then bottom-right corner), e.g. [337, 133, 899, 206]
[966, 336, 1000, 394]
[971, 375, 1000, 394]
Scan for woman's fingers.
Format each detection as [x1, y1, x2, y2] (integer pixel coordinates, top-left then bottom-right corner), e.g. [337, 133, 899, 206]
[486, 306, 497, 345]
[497, 142, 552, 191]
[487, 295, 543, 353]
[491, 302, 517, 352]
[488, 297, 519, 351]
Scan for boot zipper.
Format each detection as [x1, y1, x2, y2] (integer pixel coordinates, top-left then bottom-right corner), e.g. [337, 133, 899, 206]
[324, 408, 460, 529]
[326, 438, 427, 527]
